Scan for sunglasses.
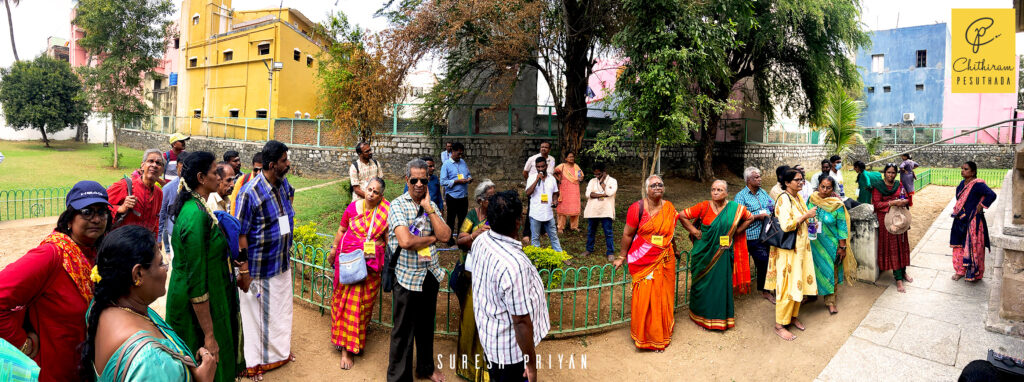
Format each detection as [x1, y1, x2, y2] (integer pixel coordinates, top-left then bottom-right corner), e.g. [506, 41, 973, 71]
[648, 183, 664, 188]
[408, 178, 429, 185]
[79, 207, 110, 220]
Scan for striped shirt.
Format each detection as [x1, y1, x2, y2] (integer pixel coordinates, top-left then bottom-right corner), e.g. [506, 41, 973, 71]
[734, 186, 774, 240]
[468, 230, 549, 365]
[386, 192, 444, 291]
[235, 172, 295, 279]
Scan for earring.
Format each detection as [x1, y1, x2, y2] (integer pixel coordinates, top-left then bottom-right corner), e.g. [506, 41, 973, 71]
[134, 279, 142, 287]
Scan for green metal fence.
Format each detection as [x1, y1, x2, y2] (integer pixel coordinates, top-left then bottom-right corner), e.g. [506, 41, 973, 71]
[289, 241, 693, 337]
[0, 187, 72, 222]
[908, 168, 1005, 192]
[861, 125, 1023, 145]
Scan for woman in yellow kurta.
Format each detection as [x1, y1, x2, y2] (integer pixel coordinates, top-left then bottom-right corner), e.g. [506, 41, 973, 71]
[765, 168, 818, 341]
[614, 175, 678, 351]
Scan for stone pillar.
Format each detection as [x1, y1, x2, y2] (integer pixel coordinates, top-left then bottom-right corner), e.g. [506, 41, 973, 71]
[848, 203, 879, 282]
[994, 146, 1024, 322]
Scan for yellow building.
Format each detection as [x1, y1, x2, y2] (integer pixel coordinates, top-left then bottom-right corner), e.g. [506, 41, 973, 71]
[176, 0, 326, 140]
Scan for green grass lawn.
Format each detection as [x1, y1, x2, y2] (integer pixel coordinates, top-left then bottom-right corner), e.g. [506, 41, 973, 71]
[0, 140, 334, 191]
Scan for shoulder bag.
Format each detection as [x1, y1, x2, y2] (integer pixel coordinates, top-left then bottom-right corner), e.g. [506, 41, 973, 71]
[762, 194, 797, 250]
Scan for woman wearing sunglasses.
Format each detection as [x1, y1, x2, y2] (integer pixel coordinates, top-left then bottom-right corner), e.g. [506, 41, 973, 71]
[0, 180, 113, 381]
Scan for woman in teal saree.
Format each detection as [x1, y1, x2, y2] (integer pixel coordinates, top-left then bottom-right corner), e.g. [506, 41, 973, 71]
[80, 226, 216, 382]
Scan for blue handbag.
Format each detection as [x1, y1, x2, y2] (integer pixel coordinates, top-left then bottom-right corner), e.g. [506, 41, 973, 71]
[335, 249, 368, 285]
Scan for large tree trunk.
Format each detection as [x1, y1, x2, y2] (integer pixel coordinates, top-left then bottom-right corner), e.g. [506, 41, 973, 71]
[556, 0, 592, 158]
[697, 116, 718, 182]
[4, 0, 17, 61]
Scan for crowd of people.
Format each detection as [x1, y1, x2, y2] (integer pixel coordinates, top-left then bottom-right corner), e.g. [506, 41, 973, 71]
[0, 134, 1001, 381]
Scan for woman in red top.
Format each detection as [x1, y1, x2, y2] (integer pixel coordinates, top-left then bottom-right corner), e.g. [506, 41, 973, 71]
[0, 181, 112, 382]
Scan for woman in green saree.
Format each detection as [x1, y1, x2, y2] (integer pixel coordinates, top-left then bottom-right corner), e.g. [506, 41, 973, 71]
[167, 152, 244, 381]
[678, 180, 753, 331]
[455, 180, 496, 382]
[80, 225, 217, 382]
[807, 177, 849, 314]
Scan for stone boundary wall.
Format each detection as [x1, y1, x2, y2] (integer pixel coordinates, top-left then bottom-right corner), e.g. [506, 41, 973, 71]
[848, 143, 1016, 169]
[116, 129, 828, 184]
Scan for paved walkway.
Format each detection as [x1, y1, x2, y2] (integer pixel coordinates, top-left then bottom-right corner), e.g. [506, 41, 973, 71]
[817, 196, 1024, 381]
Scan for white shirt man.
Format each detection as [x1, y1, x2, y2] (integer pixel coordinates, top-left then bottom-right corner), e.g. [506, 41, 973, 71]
[526, 164, 562, 252]
[583, 166, 617, 258]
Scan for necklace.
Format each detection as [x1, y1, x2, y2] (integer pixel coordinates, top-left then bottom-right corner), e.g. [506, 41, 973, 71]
[117, 306, 151, 322]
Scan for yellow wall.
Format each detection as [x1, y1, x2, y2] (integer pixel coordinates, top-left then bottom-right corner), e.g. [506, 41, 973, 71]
[179, 0, 324, 141]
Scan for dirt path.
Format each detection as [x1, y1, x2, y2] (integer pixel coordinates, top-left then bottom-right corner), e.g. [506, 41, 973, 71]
[0, 184, 959, 382]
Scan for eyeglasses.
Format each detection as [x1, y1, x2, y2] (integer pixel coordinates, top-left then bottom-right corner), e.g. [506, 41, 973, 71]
[648, 183, 664, 188]
[78, 207, 110, 220]
[408, 178, 429, 185]
[793, 177, 805, 181]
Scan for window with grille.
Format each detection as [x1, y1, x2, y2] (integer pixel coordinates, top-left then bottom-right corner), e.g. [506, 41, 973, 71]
[223, 50, 233, 62]
[258, 43, 270, 56]
[871, 54, 884, 73]
[883, 86, 891, 93]
[256, 110, 268, 119]
[294, 49, 300, 61]
[916, 50, 927, 68]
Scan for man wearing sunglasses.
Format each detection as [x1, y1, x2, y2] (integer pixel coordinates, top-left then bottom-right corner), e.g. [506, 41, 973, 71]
[404, 156, 445, 215]
[387, 158, 451, 382]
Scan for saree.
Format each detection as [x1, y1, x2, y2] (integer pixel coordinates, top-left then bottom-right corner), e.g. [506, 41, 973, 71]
[765, 192, 816, 325]
[856, 171, 882, 204]
[625, 200, 678, 349]
[167, 196, 244, 382]
[331, 199, 391, 353]
[554, 163, 582, 216]
[871, 181, 911, 273]
[456, 209, 488, 382]
[807, 194, 851, 296]
[683, 201, 749, 331]
[951, 179, 996, 281]
[95, 307, 197, 382]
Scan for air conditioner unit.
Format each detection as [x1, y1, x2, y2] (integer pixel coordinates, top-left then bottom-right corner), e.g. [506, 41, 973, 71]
[902, 113, 915, 122]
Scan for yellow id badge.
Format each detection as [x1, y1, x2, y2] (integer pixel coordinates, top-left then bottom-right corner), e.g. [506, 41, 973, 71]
[363, 241, 376, 257]
[719, 235, 730, 247]
[651, 235, 664, 246]
[457, 173, 464, 180]
[541, 193, 549, 203]
[417, 246, 431, 258]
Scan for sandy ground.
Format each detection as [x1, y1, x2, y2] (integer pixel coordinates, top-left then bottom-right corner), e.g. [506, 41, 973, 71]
[0, 185, 960, 382]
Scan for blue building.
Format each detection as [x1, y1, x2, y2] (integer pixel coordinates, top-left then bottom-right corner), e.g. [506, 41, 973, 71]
[855, 23, 947, 127]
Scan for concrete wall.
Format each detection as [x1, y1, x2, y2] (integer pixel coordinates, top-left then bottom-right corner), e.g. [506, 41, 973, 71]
[848, 143, 1016, 169]
[856, 24, 947, 127]
[0, 113, 114, 144]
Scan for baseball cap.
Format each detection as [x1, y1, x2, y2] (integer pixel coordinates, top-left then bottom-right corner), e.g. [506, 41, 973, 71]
[169, 133, 191, 145]
[66, 181, 110, 210]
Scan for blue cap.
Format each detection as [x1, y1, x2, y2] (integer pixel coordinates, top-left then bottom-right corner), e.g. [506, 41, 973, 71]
[66, 181, 110, 210]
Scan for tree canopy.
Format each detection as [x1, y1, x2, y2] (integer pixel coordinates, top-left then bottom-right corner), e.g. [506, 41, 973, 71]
[73, 0, 173, 166]
[0, 55, 90, 147]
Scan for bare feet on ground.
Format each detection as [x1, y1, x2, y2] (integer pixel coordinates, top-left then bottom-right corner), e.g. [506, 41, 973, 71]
[791, 317, 806, 331]
[761, 291, 775, 304]
[774, 325, 796, 341]
[430, 370, 446, 382]
[896, 280, 906, 293]
[952, 274, 963, 281]
[904, 273, 914, 283]
[339, 350, 353, 370]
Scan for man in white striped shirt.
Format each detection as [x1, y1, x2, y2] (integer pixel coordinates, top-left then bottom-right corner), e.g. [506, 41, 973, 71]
[468, 190, 550, 382]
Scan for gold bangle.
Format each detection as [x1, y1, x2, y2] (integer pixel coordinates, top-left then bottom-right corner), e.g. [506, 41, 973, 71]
[615, 256, 625, 260]
[19, 337, 32, 354]
[239, 270, 249, 275]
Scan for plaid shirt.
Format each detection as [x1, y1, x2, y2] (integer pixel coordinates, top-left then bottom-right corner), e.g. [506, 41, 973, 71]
[734, 186, 774, 240]
[387, 192, 444, 291]
[235, 172, 295, 279]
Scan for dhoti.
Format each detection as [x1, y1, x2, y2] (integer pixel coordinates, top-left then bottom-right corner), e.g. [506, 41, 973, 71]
[239, 268, 294, 374]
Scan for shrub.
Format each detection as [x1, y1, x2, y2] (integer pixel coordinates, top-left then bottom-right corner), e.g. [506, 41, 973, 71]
[104, 150, 124, 169]
[524, 245, 571, 288]
[292, 222, 331, 279]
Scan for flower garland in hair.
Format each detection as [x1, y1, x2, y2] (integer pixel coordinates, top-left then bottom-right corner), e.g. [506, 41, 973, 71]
[90, 265, 102, 283]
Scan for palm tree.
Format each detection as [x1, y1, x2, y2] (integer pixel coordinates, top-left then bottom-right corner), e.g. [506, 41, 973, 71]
[3, 0, 19, 61]
[818, 90, 864, 156]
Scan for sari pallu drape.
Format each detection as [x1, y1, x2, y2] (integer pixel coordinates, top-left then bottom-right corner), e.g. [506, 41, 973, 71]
[688, 201, 743, 331]
[951, 179, 996, 281]
[625, 201, 677, 350]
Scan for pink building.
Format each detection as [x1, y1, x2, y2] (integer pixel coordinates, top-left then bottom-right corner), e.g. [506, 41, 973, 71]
[941, 56, 1022, 144]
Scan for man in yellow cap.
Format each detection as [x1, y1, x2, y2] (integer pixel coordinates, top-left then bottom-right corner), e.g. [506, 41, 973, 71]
[164, 133, 190, 182]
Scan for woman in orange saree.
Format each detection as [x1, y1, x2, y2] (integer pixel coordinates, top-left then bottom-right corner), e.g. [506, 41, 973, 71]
[614, 175, 678, 351]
